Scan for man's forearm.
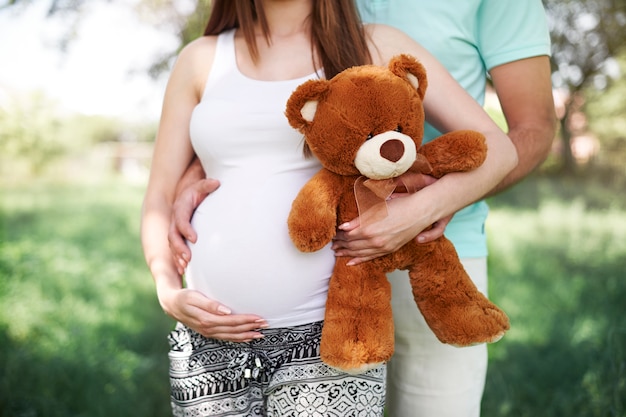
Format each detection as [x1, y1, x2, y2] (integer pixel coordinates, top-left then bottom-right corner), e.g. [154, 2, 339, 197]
[487, 56, 557, 198]
[175, 156, 206, 197]
[487, 124, 556, 197]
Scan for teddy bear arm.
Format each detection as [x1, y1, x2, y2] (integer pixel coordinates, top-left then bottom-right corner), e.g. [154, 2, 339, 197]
[419, 130, 488, 177]
[288, 170, 346, 252]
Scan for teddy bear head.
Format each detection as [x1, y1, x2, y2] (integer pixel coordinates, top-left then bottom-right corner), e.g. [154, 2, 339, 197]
[285, 54, 428, 179]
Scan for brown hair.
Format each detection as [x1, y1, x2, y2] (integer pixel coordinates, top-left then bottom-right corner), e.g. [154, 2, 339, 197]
[203, 0, 372, 79]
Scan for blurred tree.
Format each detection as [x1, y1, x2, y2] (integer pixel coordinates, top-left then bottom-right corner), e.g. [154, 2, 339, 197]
[543, 0, 626, 173]
[0, 0, 25, 9]
[585, 53, 626, 183]
[0, 91, 65, 175]
[0, 89, 153, 178]
[586, 54, 626, 142]
[0, 0, 94, 51]
[134, 0, 212, 77]
[0, 0, 210, 71]
[4, 0, 626, 176]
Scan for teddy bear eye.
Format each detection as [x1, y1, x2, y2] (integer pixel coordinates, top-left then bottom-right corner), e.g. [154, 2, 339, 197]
[395, 126, 403, 133]
[366, 133, 374, 140]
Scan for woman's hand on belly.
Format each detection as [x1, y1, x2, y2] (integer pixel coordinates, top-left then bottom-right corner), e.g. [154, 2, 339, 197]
[159, 286, 269, 342]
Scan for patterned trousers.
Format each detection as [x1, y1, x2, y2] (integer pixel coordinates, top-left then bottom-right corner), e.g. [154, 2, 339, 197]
[167, 321, 386, 416]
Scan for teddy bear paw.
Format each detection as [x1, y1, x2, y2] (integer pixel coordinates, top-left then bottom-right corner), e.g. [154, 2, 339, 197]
[332, 361, 385, 376]
[321, 339, 392, 375]
[426, 303, 510, 347]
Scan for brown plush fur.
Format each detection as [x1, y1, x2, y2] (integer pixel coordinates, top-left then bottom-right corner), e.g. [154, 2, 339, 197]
[285, 54, 510, 374]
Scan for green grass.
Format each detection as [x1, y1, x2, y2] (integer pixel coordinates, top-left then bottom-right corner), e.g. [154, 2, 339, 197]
[0, 175, 624, 416]
[0, 181, 173, 417]
[482, 175, 626, 417]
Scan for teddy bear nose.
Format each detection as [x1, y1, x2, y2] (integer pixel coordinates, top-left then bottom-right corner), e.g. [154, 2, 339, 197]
[379, 139, 405, 162]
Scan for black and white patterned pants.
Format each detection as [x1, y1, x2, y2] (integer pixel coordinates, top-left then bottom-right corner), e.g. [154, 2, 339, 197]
[167, 321, 386, 416]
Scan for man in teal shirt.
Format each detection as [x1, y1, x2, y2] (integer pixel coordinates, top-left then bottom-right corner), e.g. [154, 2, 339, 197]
[355, 1, 557, 416]
[167, 1, 557, 415]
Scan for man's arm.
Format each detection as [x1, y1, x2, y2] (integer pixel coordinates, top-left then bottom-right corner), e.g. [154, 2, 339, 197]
[168, 156, 217, 275]
[175, 156, 206, 198]
[408, 56, 557, 244]
[487, 55, 557, 196]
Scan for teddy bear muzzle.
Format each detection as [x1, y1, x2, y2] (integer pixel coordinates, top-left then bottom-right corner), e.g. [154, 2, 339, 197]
[354, 130, 417, 180]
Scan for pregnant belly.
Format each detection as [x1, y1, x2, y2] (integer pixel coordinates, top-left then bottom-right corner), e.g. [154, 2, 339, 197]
[184, 183, 334, 327]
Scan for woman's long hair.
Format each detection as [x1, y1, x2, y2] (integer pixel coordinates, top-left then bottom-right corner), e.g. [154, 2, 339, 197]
[203, 0, 372, 78]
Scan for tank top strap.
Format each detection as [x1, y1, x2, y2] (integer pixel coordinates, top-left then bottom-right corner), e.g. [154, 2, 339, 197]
[203, 28, 237, 98]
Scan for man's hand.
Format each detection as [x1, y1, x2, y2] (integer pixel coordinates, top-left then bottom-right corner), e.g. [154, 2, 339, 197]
[168, 178, 220, 275]
[416, 214, 452, 243]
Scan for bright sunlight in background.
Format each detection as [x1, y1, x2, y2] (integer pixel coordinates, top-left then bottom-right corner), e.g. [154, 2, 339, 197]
[1, 2, 625, 416]
[0, 0, 177, 121]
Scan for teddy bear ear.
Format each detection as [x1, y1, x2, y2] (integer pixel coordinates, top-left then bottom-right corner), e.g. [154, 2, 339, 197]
[285, 79, 331, 131]
[388, 54, 428, 100]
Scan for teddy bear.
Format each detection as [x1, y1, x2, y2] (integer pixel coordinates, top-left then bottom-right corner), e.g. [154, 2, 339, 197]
[285, 54, 510, 374]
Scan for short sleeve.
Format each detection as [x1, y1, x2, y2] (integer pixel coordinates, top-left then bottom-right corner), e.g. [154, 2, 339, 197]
[477, 0, 552, 71]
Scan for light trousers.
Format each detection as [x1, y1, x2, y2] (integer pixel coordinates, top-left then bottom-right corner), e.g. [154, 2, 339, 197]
[385, 257, 489, 417]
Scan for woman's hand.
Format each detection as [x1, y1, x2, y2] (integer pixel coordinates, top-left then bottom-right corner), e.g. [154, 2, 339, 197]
[332, 173, 452, 265]
[159, 286, 268, 342]
[332, 190, 451, 265]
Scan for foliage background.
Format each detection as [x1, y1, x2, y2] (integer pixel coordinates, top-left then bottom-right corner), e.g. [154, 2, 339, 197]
[2, 177, 624, 417]
[1, 1, 625, 416]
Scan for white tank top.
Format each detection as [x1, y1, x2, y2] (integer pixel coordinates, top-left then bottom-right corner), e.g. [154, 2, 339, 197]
[185, 29, 332, 327]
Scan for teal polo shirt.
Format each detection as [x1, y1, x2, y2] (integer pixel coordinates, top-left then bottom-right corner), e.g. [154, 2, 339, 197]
[357, 0, 551, 257]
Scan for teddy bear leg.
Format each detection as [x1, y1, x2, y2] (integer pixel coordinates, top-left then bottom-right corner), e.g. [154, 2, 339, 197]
[408, 239, 510, 346]
[320, 260, 394, 374]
